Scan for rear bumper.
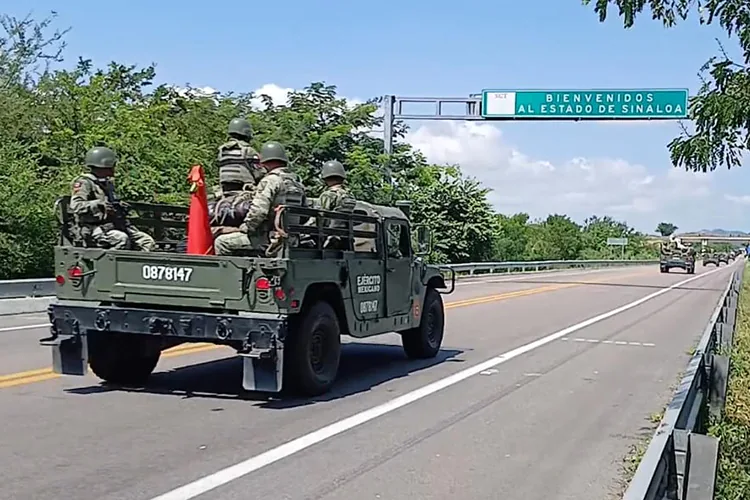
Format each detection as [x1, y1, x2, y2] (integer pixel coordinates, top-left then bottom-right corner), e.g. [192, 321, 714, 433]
[41, 303, 288, 392]
[46, 303, 286, 344]
[661, 260, 693, 268]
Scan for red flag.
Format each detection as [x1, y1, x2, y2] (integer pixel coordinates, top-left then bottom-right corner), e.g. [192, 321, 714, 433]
[186, 165, 214, 255]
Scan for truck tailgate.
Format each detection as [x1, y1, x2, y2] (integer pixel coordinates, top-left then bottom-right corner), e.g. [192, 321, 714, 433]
[57, 248, 248, 308]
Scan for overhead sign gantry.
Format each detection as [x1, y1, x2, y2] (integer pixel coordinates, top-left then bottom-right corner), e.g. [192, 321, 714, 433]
[381, 88, 689, 154]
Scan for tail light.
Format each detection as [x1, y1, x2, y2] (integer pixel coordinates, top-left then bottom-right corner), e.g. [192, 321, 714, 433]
[68, 266, 83, 279]
[255, 276, 291, 303]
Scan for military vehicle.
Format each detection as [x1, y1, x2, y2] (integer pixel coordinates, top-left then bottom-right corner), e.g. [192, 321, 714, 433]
[659, 242, 695, 274]
[702, 252, 719, 267]
[718, 252, 729, 265]
[41, 197, 455, 396]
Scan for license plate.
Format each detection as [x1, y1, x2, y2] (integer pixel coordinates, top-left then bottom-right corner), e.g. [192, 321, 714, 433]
[141, 264, 194, 282]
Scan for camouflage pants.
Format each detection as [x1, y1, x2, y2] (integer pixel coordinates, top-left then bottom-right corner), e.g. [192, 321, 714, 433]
[214, 232, 256, 256]
[92, 226, 155, 251]
[213, 232, 284, 256]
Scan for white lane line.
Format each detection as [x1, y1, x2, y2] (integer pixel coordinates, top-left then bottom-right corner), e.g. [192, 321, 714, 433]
[0, 323, 49, 333]
[148, 265, 726, 500]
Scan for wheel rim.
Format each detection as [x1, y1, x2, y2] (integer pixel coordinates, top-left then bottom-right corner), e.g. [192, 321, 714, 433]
[309, 328, 326, 374]
[425, 304, 440, 347]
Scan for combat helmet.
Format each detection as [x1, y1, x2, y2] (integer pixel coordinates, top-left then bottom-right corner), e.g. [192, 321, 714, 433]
[228, 117, 252, 139]
[321, 160, 346, 180]
[84, 146, 117, 169]
[259, 141, 289, 164]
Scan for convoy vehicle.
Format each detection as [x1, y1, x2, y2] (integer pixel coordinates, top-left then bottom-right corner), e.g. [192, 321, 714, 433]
[659, 243, 695, 274]
[702, 252, 719, 267]
[41, 197, 455, 396]
[718, 252, 729, 265]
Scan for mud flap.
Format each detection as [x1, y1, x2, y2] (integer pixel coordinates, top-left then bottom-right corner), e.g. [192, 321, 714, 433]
[241, 346, 284, 393]
[44, 335, 89, 376]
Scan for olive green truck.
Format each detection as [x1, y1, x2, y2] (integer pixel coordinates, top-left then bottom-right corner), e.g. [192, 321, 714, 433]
[41, 198, 455, 396]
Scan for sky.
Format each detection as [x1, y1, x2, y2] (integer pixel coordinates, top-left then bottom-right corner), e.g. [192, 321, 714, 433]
[6, 0, 749, 233]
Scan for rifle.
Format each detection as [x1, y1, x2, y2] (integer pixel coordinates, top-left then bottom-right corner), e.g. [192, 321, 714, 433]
[101, 180, 133, 235]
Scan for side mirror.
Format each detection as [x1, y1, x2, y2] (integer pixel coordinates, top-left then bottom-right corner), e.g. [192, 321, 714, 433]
[413, 225, 432, 256]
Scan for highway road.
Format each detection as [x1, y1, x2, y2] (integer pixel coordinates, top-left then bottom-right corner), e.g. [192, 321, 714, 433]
[0, 262, 739, 500]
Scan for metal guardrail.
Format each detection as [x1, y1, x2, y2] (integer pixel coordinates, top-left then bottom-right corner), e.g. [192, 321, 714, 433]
[445, 259, 657, 275]
[0, 259, 658, 299]
[0, 278, 56, 300]
[623, 266, 744, 500]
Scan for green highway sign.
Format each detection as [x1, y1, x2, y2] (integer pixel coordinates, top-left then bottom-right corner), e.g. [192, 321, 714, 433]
[607, 237, 629, 246]
[481, 89, 689, 120]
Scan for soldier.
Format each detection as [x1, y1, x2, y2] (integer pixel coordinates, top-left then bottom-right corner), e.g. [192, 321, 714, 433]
[210, 117, 264, 202]
[214, 141, 307, 256]
[304, 160, 357, 248]
[318, 160, 355, 212]
[70, 146, 155, 251]
[304, 160, 355, 222]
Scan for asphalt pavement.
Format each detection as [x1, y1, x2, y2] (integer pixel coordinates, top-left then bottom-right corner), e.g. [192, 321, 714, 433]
[0, 262, 740, 500]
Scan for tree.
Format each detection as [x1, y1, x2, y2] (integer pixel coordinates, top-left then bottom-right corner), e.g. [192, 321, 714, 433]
[656, 222, 678, 236]
[525, 215, 584, 261]
[492, 213, 531, 262]
[582, 0, 750, 172]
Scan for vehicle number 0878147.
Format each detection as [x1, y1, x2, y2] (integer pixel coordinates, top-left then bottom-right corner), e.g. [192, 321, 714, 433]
[141, 265, 194, 282]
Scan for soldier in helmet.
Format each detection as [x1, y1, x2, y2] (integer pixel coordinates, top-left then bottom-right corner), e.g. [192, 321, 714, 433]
[211, 117, 264, 202]
[303, 160, 356, 248]
[69, 146, 155, 251]
[318, 160, 355, 213]
[214, 141, 307, 256]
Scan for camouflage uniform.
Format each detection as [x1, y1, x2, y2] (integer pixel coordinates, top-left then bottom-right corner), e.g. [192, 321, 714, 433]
[318, 160, 356, 213]
[305, 160, 356, 226]
[70, 147, 155, 251]
[209, 117, 264, 203]
[214, 142, 307, 256]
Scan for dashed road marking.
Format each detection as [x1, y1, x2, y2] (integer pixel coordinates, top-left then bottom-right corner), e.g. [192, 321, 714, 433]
[561, 337, 655, 347]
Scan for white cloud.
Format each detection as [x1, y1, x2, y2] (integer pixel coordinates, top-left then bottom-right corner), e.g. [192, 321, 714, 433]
[170, 85, 218, 98]
[249, 83, 364, 110]
[406, 121, 716, 231]
[725, 194, 750, 205]
[250, 83, 294, 108]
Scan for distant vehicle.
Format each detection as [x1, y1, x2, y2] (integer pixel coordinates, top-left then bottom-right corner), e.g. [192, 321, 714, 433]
[41, 197, 456, 396]
[660, 243, 695, 274]
[702, 253, 719, 267]
[718, 252, 729, 265]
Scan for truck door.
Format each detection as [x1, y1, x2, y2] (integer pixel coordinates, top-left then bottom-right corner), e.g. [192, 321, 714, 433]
[384, 219, 412, 316]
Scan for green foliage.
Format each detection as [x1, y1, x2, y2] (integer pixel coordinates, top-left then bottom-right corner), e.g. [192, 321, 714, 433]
[708, 264, 750, 499]
[656, 222, 678, 236]
[582, 0, 750, 172]
[0, 11, 659, 279]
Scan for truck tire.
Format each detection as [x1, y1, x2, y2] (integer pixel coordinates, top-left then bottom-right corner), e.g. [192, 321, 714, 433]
[286, 301, 341, 396]
[660, 266, 668, 273]
[87, 333, 161, 386]
[402, 287, 445, 359]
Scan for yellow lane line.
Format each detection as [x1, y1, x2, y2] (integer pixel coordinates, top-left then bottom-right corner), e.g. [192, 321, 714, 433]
[0, 343, 222, 389]
[0, 269, 651, 389]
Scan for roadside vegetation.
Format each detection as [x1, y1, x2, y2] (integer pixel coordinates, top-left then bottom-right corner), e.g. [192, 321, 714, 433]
[0, 11, 664, 280]
[708, 262, 750, 499]
[583, 0, 750, 174]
